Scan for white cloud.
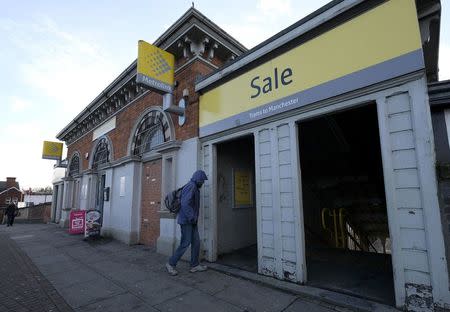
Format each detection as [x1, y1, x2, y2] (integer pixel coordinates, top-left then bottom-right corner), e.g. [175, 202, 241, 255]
[3, 15, 123, 121]
[221, 0, 328, 48]
[9, 96, 31, 112]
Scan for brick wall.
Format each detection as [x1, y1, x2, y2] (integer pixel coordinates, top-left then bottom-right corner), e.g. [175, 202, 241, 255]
[140, 159, 162, 246]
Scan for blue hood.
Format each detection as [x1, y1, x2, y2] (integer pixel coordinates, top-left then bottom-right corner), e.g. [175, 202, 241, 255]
[191, 170, 208, 184]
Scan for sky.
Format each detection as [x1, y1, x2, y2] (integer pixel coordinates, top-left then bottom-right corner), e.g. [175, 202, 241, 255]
[0, 0, 449, 190]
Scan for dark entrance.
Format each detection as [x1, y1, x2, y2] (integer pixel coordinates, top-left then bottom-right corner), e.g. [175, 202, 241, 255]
[298, 104, 395, 304]
[216, 135, 257, 272]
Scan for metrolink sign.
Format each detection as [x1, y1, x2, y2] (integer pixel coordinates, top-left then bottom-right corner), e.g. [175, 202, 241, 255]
[199, 0, 424, 137]
[137, 40, 175, 94]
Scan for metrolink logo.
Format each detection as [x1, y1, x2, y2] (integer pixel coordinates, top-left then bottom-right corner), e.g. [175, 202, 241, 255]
[144, 50, 172, 77]
[137, 40, 175, 94]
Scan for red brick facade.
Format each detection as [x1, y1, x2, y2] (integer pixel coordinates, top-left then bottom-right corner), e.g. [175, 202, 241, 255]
[139, 159, 162, 246]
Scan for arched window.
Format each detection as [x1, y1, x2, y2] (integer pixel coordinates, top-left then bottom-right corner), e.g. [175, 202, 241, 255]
[131, 110, 171, 156]
[68, 155, 80, 176]
[92, 138, 110, 169]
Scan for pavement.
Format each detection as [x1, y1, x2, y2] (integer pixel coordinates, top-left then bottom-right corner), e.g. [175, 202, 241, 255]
[0, 223, 396, 312]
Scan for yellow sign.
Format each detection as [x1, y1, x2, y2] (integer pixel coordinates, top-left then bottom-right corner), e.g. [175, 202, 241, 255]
[199, 0, 422, 137]
[137, 40, 175, 93]
[234, 170, 253, 207]
[42, 141, 63, 160]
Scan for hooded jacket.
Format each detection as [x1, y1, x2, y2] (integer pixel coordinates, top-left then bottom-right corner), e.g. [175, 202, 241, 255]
[5, 203, 18, 217]
[177, 170, 208, 225]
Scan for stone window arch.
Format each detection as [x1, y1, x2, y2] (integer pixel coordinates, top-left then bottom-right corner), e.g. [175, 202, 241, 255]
[131, 108, 173, 156]
[68, 154, 80, 177]
[92, 137, 110, 169]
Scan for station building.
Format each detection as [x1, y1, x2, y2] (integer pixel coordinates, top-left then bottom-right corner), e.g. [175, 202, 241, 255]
[54, 0, 450, 310]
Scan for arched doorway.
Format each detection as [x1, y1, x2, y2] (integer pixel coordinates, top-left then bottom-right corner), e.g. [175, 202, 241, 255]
[91, 137, 111, 220]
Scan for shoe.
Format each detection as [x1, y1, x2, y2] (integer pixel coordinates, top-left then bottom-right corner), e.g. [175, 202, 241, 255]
[190, 264, 207, 273]
[166, 263, 178, 276]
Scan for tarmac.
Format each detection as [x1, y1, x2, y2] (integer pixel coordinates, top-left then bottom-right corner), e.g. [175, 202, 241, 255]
[0, 223, 398, 312]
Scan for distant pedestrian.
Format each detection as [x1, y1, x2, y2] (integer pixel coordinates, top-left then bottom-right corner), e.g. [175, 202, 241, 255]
[166, 170, 208, 275]
[5, 203, 19, 227]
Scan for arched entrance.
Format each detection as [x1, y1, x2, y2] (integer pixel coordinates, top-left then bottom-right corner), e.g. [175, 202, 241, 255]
[90, 137, 112, 221]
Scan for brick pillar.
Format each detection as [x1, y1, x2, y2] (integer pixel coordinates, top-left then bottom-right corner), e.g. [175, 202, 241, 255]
[140, 159, 162, 246]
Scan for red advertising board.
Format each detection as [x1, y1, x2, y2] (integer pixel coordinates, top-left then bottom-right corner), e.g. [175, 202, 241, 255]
[69, 210, 86, 234]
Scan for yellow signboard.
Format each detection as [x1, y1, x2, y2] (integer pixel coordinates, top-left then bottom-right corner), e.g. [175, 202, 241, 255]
[137, 40, 175, 94]
[234, 170, 253, 207]
[199, 0, 423, 137]
[42, 141, 63, 160]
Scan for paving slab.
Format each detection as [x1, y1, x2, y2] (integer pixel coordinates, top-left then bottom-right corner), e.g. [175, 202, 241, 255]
[214, 277, 296, 312]
[87, 259, 155, 286]
[176, 269, 238, 295]
[284, 298, 338, 312]
[46, 267, 99, 289]
[155, 289, 243, 312]
[57, 276, 126, 308]
[75, 292, 157, 312]
[35, 258, 84, 276]
[128, 273, 193, 305]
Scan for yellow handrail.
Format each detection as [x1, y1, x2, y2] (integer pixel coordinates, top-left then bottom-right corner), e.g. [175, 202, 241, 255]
[321, 207, 348, 249]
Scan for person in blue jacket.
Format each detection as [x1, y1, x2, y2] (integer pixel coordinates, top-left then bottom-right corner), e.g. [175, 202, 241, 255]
[166, 170, 208, 275]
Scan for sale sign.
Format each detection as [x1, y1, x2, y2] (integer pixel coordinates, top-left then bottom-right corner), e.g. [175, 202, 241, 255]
[69, 210, 86, 234]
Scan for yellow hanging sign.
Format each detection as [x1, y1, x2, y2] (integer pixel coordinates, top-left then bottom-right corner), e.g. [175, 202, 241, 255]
[137, 40, 175, 94]
[42, 141, 63, 160]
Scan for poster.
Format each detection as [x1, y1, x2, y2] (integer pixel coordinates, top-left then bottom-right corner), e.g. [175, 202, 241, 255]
[84, 210, 102, 238]
[233, 169, 253, 208]
[69, 210, 86, 234]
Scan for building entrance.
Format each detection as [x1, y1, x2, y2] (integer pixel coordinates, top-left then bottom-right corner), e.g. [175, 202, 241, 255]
[298, 104, 395, 304]
[215, 135, 257, 272]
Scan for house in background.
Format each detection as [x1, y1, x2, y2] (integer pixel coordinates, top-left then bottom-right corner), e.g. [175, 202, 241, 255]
[0, 177, 24, 221]
[0, 177, 23, 207]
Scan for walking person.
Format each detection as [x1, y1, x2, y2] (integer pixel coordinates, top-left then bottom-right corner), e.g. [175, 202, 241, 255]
[166, 170, 208, 275]
[5, 202, 19, 227]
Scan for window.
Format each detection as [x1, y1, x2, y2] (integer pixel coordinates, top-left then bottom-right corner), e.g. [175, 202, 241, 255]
[69, 155, 80, 176]
[12, 197, 18, 204]
[92, 138, 110, 169]
[5, 197, 11, 204]
[131, 110, 170, 155]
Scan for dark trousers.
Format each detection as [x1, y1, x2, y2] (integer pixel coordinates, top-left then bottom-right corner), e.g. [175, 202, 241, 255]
[169, 224, 200, 267]
[7, 215, 15, 226]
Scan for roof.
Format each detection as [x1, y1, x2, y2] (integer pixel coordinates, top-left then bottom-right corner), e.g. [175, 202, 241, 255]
[0, 181, 20, 192]
[428, 79, 450, 108]
[0, 187, 22, 196]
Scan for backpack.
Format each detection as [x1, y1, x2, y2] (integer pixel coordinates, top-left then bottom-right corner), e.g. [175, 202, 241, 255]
[164, 185, 184, 214]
